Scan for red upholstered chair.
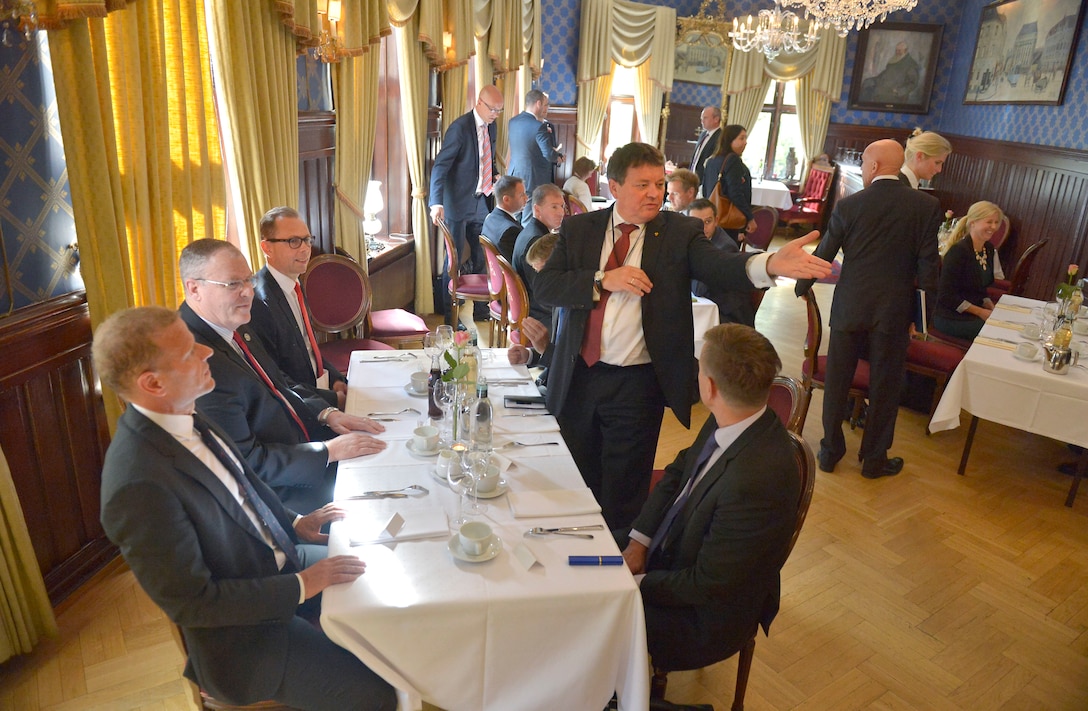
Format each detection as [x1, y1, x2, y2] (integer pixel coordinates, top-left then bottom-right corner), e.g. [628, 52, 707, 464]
[905, 336, 966, 434]
[768, 375, 808, 435]
[799, 291, 869, 433]
[478, 236, 509, 347]
[564, 192, 589, 216]
[299, 254, 395, 373]
[743, 206, 778, 252]
[988, 214, 1011, 252]
[437, 219, 491, 327]
[779, 163, 836, 233]
[496, 252, 530, 346]
[987, 238, 1048, 301]
[650, 431, 816, 709]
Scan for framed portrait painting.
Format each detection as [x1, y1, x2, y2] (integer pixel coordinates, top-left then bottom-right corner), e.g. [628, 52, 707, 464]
[964, 0, 1085, 105]
[848, 23, 943, 114]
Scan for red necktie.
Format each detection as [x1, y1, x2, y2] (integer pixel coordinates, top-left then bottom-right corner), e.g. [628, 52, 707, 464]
[580, 223, 637, 367]
[293, 281, 324, 378]
[232, 332, 311, 439]
[480, 124, 493, 196]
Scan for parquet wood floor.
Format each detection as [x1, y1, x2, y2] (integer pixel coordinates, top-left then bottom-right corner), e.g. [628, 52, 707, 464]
[2, 280, 1086, 710]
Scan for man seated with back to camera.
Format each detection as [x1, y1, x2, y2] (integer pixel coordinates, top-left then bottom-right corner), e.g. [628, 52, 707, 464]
[618, 324, 799, 694]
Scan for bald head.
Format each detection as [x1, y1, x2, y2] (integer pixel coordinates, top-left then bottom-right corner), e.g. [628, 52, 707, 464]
[862, 139, 905, 187]
[476, 85, 505, 124]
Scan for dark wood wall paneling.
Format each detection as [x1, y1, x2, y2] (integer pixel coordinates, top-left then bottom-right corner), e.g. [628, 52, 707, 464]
[0, 293, 114, 605]
[546, 105, 577, 185]
[663, 103, 705, 169]
[298, 112, 337, 256]
[823, 123, 1088, 301]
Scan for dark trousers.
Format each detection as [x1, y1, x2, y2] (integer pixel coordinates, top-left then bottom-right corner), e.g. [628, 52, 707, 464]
[821, 327, 909, 464]
[557, 360, 666, 530]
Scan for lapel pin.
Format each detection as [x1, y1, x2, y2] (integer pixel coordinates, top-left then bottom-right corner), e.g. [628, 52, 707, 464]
[244, 333, 251, 342]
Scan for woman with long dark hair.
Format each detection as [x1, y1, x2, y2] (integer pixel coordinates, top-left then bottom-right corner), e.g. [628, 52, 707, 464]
[700, 124, 757, 239]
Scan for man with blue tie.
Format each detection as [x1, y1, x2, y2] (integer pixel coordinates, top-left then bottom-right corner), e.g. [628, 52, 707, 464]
[429, 84, 505, 319]
[620, 324, 799, 685]
[95, 306, 395, 710]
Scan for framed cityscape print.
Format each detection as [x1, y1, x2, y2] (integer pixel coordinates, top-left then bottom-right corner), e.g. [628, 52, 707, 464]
[849, 23, 943, 114]
[964, 0, 1085, 105]
[674, 30, 728, 86]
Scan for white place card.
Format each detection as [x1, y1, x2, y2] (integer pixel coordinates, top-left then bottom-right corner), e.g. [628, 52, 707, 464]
[513, 543, 541, 570]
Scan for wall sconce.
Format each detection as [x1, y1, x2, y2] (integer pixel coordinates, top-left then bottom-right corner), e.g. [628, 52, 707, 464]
[363, 180, 384, 249]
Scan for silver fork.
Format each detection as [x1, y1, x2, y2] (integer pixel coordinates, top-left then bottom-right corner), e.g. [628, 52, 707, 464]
[500, 440, 560, 449]
[344, 484, 429, 499]
[367, 407, 421, 417]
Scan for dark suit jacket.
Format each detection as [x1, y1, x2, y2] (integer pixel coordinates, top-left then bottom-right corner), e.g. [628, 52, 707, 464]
[692, 227, 754, 327]
[100, 406, 304, 702]
[511, 218, 553, 328]
[249, 266, 343, 397]
[535, 208, 754, 427]
[508, 110, 561, 196]
[632, 410, 799, 669]
[179, 302, 334, 510]
[795, 178, 941, 333]
[702, 153, 754, 222]
[428, 110, 497, 221]
[690, 127, 719, 183]
[482, 208, 523, 262]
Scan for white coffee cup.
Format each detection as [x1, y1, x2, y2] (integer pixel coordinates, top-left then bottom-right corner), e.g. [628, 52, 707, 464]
[410, 371, 430, 393]
[412, 425, 439, 452]
[1022, 323, 1042, 339]
[458, 521, 492, 556]
[476, 464, 501, 493]
[1016, 342, 1038, 360]
[434, 448, 456, 477]
[1073, 320, 1088, 336]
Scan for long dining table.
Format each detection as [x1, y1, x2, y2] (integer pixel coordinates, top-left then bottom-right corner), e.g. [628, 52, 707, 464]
[928, 294, 1088, 505]
[320, 350, 649, 711]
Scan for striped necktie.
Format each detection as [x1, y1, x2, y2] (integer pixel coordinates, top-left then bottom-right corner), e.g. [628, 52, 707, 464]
[480, 124, 494, 196]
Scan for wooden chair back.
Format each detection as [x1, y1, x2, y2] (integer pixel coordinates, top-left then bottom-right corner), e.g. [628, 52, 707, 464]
[1008, 238, 1048, 295]
[768, 375, 808, 435]
[988, 214, 1011, 251]
[300, 254, 371, 335]
[746, 206, 778, 252]
[479, 236, 509, 346]
[497, 253, 530, 344]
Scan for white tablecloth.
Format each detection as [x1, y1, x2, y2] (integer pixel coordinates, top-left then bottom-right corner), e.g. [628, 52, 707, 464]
[323, 350, 649, 711]
[692, 295, 719, 356]
[750, 179, 794, 210]
[929, 295, 1088, 449]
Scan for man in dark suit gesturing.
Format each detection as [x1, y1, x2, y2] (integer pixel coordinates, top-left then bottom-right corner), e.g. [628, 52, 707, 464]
[179, 239, 387, 512]
[795, 139, 940, 478]
[535, 142, 830, 529]
[250, 206, 346, 408]
[429, 84, 504, 281]
[95, 306, 395, 710]
[621, 323, 799, 676]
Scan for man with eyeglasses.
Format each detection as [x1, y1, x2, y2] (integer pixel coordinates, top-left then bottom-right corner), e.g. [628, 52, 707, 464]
[249, 206, 347, 409]
[429, 84, 505, 323]
[179, 239, 388, 513]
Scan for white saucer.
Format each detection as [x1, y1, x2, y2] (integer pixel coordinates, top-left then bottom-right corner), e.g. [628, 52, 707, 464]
[404, 383, 428, 398]
[1013, 350, 1041, 362]
[448, 533, 502, 563]
[1020, 332, 1042, 341]
[474, 481, 509, 499]
[406, 440, 440, 457]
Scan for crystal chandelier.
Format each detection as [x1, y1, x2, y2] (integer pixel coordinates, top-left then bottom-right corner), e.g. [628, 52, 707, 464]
[781, 0, 918, 37]
[0, 0, 39, 47]
[729, 1, 821, 61]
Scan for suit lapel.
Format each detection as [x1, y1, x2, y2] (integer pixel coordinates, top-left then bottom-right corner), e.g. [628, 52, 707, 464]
[682, 410, 777, 514]
[122, 408, 273, 549]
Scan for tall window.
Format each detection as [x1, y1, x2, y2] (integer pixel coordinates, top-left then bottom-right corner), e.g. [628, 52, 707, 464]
[601, 65, 641, 169]
[745, 81, 805, 182]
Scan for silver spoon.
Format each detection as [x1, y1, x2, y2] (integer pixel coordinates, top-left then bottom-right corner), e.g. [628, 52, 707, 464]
[367, 407, 421, 416]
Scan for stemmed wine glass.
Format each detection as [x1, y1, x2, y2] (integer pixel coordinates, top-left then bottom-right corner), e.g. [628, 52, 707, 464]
[423, 332, 442, 371]
[434, 380, 458, 447]
[460, 450, 490, 516]
[446, 449, 472, 526]
[435, 324, 455, 353]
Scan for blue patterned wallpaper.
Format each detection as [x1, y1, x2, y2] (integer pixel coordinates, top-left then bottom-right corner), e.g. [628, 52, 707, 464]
[539, 0, 1088, 150]
[297, 53, 333, 111]
[0, 34, 82, 313]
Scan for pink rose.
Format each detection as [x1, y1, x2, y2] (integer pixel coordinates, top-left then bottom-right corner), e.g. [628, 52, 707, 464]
[454, 330, 470, 347]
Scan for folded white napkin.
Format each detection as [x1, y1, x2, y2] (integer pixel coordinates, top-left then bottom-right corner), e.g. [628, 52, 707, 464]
[507, 489, 602, 518]
[347, 506, 449, 545]
[493, 415, 560, 434]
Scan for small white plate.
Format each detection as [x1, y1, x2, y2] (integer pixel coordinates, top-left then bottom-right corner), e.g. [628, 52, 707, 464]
[474, 481, 509, 499]
[1020, 332, 1042, 341]
[448, 533, 501, 563]
[1013, 350, 1041, 362]
[403, 383, 429, 398]
[406, 440, 439, 458]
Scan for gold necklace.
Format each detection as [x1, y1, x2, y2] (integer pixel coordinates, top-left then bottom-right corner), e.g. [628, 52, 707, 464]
[973, 243, 988, 270]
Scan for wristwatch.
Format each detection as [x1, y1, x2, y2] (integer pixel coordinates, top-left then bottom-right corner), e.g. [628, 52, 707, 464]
[593, 270, 605, 292]
[317, 407, 337, 424]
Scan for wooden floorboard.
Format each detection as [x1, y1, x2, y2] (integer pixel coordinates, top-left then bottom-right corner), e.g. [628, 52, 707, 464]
[2, 269, 1087, 710]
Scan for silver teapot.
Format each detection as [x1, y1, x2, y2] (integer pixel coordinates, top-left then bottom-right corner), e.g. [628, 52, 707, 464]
[1042, 343, 1080, 375]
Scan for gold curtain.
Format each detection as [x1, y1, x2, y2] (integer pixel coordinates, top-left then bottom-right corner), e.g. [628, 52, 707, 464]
[724, 46, 771, 136]
[39, 0, 132, 27]
[0, 444, 57, 663]
[273, 0, 391, 59]
[331, 51, 381, 260]
[207, 2, 297, 265]
[440, 0, 473, 136]
[390, 7, 438, 313]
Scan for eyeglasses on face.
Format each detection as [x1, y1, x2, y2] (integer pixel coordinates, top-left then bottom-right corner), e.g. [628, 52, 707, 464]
[264, 236, 314, 249]
[196, 276, 257, 292]
[479, 98, 503, 114]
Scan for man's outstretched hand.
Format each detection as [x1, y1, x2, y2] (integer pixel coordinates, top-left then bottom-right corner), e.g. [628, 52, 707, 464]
[766, 230, 831, 280]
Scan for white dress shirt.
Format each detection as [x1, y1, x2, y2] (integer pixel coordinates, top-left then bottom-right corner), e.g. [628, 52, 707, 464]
[266, 264, 328, 389]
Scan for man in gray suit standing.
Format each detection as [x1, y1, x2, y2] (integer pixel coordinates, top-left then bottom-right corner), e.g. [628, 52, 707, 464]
[795, 139, 940, 479]
[507, 89, 563, 224]
[95, 306, 395, 710]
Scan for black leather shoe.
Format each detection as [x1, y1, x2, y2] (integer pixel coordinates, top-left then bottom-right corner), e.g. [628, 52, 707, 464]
[817, 448, 843, 473]
[862, 456, 904, 479]
[1058, 461, 1081, 476]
